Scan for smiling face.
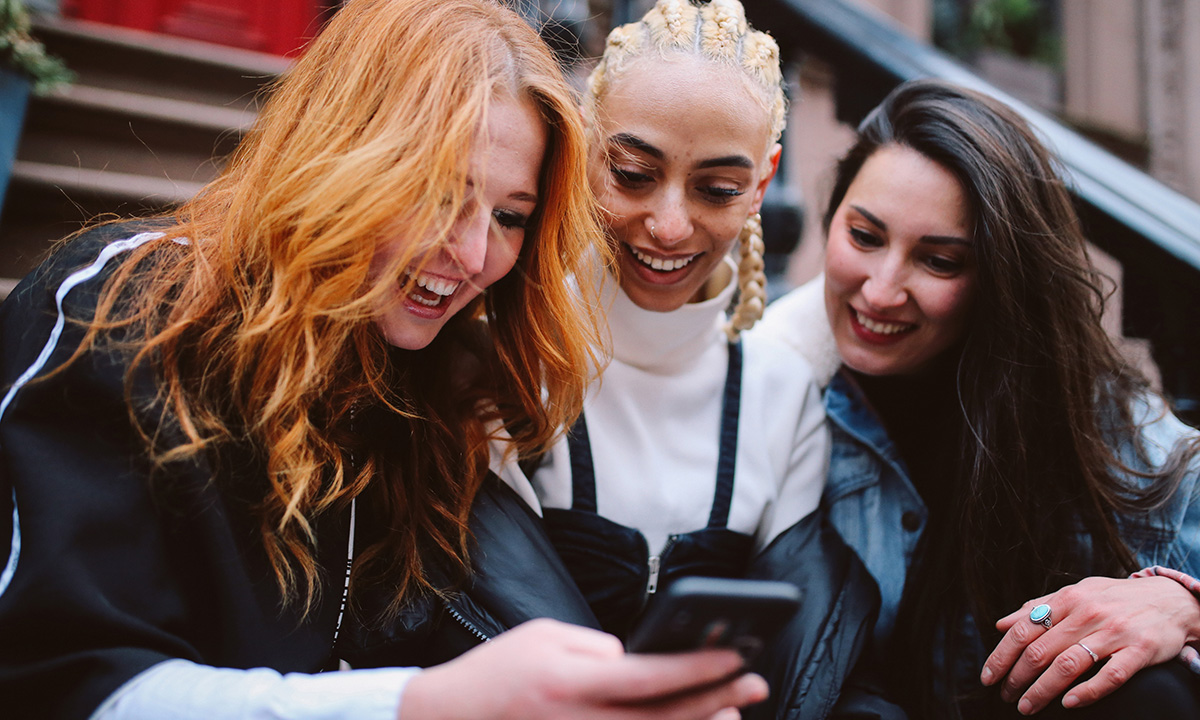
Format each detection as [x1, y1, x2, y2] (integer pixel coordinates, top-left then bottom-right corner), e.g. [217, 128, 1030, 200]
[824, 144, 977, 376]
[370, 93, 546, 350]
[590, 56, 779, 312]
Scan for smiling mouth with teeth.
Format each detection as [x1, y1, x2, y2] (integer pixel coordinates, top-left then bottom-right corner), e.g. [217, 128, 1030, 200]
[628, 245, 700, 272]
[855, 308, 916, 335]
[404, 270, 461, 308]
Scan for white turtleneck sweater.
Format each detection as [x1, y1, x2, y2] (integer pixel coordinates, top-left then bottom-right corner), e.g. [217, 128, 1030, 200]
[528, 260, 829, 554]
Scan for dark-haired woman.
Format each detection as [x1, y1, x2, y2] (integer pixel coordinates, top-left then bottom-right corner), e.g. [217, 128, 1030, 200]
[756, 79, 1200, 719]
[0, 1, 769, 718]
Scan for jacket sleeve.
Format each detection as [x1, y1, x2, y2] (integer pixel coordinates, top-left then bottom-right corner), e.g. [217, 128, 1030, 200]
[0, 232, 196, 718]
[743, 510, 879, 720]
[91, 660, 413, 720]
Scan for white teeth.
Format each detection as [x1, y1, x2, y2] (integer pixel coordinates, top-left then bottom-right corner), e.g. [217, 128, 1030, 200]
[855, 309, 913, 335]
[631, 247, 697, 272]
[405, 270, 460, 297]
[409, 292, 441, 307]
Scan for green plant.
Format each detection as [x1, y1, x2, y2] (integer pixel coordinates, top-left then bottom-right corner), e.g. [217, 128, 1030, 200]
[1, 0, 71, 93]
[968, 0, 1052, 60]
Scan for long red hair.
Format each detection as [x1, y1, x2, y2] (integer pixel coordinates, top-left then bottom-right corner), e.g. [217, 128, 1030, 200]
[76, 0, 606, 614]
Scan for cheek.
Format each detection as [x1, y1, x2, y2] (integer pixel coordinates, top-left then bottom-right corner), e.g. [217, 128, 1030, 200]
[922, 279, 975, 329]
[481, 235, 525, 288]
[822, 235, 863, 296]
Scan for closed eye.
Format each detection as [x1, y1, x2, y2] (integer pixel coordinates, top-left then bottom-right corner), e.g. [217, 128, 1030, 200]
[493, 208, 531, 231]
[611, 167, 653, 188]
[698, 185, 745, 204]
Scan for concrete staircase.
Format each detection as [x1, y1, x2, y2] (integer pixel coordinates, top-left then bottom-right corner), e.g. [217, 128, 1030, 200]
[0, 16, 290, 292]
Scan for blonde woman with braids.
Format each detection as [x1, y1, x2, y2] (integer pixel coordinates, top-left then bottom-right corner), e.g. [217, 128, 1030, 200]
[0, 1, 773, 718]
[527, 1, 875, 715]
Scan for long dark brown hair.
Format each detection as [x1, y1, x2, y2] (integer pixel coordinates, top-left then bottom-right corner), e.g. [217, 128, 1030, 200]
[824, 79, 1198, 717]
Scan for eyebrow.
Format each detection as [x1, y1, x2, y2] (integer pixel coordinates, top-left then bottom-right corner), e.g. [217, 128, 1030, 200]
[850, 204, 970, 246]
[510, 190, 538, 204]
[608, 133, 663, 161]
[697, 155, 755, 170]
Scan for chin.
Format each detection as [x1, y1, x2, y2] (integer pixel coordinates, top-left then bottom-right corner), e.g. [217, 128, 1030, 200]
[378, 323, 441, 351]
[838, 344, 902, 377]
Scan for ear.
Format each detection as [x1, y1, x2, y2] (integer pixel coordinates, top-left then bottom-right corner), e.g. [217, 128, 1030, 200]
[750, 143, 783, 213]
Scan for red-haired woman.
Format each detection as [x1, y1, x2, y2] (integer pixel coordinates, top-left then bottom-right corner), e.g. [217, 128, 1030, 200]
[0, 1, 768, 718]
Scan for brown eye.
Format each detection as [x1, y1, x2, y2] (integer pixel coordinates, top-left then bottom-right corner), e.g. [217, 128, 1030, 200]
[848, 228, 882, 248]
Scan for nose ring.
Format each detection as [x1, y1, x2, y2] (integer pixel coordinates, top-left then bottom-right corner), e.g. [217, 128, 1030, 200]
[649, 225, 659, 241]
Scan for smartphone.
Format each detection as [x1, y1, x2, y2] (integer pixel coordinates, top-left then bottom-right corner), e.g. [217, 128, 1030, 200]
[625, 576, 802, 660]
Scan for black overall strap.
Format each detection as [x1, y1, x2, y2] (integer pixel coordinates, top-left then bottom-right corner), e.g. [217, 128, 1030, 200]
[565, 340, 745, 526]
[707, 340, 743, 528]
[565, 413, 598, 512]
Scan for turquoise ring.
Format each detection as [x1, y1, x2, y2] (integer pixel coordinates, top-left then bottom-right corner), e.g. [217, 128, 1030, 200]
[1029, 603, 1052, 629]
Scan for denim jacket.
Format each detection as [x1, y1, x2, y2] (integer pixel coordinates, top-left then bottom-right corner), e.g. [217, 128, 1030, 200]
[822, 369, 1200, 654]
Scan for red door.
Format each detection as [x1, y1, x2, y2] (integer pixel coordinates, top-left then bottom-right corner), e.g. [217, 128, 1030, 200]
[64, 0, 325, 56]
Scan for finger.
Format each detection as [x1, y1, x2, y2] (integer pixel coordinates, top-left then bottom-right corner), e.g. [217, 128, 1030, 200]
[1061, 648, 1152, 710]
[996, 594, 1052, 632]
[592, 650, 748, 704]
[999, 616, 1093, 704]
[625, 673, 768, 720]
[982, 609, 1052, 687]
[1014, 641, 1098, 715]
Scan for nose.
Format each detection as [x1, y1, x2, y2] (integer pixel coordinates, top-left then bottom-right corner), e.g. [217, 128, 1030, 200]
[447, 207, 489, 277]
[647, 189, 692, 246]
[860, 258, 908, 310]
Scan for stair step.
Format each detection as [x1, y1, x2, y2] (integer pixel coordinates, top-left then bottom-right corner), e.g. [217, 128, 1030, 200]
[33, 16, 290, 109]
[44, 84, 256, 134]
[1, 16, 290, 289]
[17, 82, 249, 182]
[11, 160, 204, 204]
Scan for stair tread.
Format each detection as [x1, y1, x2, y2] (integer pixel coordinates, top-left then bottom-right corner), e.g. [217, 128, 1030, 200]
[11, 160, 203, 204]
[33, 16, 293, 78]
[39, 84, 256, 133]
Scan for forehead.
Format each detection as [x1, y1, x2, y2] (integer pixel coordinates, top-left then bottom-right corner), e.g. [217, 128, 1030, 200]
[596, 55, 773, 162]
[478, 94, 546, 166]
[845, 144, 972, 236]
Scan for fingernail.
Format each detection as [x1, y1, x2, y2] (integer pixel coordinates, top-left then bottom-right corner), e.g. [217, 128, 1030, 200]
[1063, 694, 1079, 708]
[742, 673, 769, 702]
[980, 667, 993, 685]
[1017, 699, 1032, 715]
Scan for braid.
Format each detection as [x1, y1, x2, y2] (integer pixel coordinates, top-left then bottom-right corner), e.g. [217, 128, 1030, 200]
[740, 31, 788, 142]
[725, 212, 767, 340]
[586, 0, 787, 145]
[699, 0, 746, 61]
[644, 0, 699, 48]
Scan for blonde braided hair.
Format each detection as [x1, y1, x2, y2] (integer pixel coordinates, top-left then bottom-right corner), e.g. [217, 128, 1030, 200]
[585, 0, 786, 338]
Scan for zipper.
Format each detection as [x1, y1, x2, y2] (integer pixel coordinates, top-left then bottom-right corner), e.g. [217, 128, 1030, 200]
[645, 534, 679, 596]
[443, 600, 491, 644]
